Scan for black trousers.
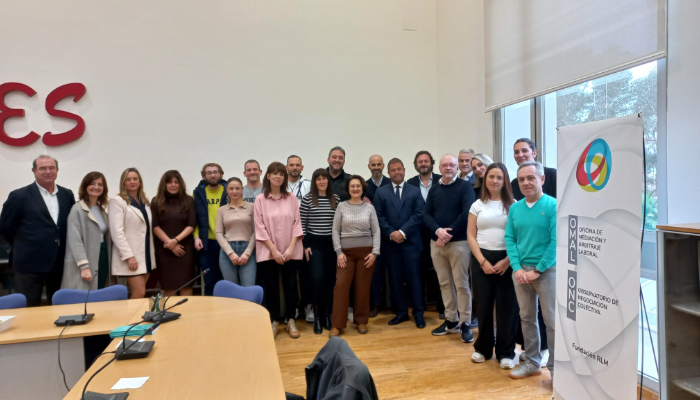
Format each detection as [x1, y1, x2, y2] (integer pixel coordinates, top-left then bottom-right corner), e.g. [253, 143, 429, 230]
[258, 259, 300, 322]
[386, 249, 424, 318]
[298, 258, 312, 310]
[15, 266, 63, 307]
[470, 249, 519, 361]
[307, 245, 337, 316]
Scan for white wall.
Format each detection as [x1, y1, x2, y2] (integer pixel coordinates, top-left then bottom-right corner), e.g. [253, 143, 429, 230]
[0, 0, 439, 201]
[436, 0, 493, 158]
[667, 0, 700, 223]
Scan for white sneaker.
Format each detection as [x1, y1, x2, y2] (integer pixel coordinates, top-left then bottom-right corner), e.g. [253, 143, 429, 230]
[348, 307, 354, 324]
[271, 321, 279, 338]
[500, 357, 518, 370]
[305, 304, 314, 323]
[540, 349, 550, 367]
[471, 352, 486, 363]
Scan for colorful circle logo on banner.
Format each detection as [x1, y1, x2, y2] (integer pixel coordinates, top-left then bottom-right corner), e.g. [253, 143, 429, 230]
[576, 139, 612, 192]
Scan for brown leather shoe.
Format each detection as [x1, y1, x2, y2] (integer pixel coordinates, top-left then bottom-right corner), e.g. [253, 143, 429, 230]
[369, 305, 380, 318]
[329, 328, 341, 337]
[357, 324, 369, 334]
[287, 320, 300, 339]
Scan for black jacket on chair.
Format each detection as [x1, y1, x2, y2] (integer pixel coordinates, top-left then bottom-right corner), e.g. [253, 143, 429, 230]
[0, 182, 75, 273]
[306, 337, 378, 400]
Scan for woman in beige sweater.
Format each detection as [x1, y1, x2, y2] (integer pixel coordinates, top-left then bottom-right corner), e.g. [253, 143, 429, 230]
[216, 177, 256, 287]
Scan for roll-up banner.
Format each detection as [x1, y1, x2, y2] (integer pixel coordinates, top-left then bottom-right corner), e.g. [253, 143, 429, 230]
[554, 114, 644, 399]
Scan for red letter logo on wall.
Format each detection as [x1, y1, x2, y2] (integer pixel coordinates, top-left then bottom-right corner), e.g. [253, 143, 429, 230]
[0, 82, 87, 147]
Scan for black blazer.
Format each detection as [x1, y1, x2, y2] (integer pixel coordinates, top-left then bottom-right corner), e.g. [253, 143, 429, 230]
[364, 175, 391, 203]
[373, 183, 424, 253]
[406, 173, 442, 189]
[0, 182, 75, 273]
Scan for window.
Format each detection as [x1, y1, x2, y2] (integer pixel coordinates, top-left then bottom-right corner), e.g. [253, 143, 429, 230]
[496, 60, 662, 385]
[541, 61, 659, 230]
[502, 99, 532, 179]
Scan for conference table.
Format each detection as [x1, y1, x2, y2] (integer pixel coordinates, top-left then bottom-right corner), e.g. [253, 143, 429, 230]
[0, 296, 285, 399]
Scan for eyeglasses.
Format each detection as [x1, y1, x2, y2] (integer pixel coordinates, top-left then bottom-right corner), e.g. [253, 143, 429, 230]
[440, 163, 457, 168]
[205, 171, 220, 176]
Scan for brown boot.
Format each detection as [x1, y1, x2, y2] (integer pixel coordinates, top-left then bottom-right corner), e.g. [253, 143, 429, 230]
[329, 328, 341, 337]
[357, 324, 369, 334]
[287, 320, 300, 339]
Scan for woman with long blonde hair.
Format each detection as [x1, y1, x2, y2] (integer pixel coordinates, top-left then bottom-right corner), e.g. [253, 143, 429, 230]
[108, 168, 156, 298]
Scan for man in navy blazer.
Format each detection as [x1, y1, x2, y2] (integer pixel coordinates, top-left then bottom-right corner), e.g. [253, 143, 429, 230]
[0, 155, 75, 306]
[373, 158, 426, 328]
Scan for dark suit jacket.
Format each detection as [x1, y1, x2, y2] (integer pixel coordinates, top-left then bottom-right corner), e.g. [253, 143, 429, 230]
[305, 337, 378, 400]
[0, 182, 75, 273]
[511, 167, 557, 200]
[373, 183, 424, 253]
[364, 175, 391, 203]
[406, 173, 442, 190]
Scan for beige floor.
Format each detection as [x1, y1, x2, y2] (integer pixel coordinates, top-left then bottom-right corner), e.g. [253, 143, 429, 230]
[275, 309, 554, 400]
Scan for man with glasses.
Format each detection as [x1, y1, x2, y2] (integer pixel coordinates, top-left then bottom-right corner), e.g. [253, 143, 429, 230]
[194, 163, 228, 296]
[423, 154, 476, 342]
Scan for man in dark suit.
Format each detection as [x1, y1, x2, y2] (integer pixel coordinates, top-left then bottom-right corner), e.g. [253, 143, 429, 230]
[406, 150, 445, 319]
[0, 155, 75, 306]
[374, 158, 426, 328]
[366, 154, 392, 316]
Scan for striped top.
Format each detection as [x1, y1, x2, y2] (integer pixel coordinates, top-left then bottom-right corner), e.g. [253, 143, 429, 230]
[300, 194, 341, 236]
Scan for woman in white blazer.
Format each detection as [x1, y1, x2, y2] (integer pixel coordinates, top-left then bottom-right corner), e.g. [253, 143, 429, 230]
[109, 168, 156, 299]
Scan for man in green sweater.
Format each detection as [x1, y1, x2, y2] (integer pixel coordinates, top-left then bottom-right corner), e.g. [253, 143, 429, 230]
[505, 161, 557, 381]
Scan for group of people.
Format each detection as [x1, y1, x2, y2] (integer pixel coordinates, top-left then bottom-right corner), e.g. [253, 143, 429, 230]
[0, 138, 557, 381]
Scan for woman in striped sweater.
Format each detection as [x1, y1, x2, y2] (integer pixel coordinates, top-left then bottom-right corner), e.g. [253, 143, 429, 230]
[300, 168, 341, 334]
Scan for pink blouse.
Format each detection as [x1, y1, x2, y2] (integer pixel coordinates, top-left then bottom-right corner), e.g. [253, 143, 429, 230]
[253, 192, 304, 262]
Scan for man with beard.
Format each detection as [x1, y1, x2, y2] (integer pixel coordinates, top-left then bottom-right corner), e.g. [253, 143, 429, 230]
[194, 163, 228, 295]
[365, 155, 390, 203]
[242, 160, 263, 203]
[286, 155, 311, 204]
[326, 146, 352, 201]
[407, 151, 445, 318]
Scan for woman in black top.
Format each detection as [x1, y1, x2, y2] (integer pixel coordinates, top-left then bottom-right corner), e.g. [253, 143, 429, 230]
[300, 169, 341, 334]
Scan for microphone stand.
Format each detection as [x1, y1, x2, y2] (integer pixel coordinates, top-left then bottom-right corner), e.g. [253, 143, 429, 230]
[142, 268, 208, 324]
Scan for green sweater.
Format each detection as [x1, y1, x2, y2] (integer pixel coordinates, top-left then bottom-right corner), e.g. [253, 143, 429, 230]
[504, 194, 557, 272]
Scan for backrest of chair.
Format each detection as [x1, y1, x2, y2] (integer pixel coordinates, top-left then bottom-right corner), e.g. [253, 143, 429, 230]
[213, 281, 263, 304]
[52, 285, 128, 305]
[0, 293, 27, 310]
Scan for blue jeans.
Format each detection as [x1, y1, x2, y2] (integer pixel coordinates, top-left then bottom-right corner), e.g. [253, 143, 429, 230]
[513, 265, 556, 372]
[219, 241, 257, 287]
[199, 239, 222, 296]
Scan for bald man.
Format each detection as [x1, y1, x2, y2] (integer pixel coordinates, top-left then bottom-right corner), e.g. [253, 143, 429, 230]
[365, 155, 390, 203]
[423, 154, 476, 342]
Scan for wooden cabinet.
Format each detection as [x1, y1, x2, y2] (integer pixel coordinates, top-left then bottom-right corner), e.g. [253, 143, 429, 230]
[657, 223, 700, 399]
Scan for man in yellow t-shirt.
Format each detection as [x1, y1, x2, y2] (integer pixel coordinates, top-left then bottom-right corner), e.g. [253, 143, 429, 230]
[193, 163, 228, 296]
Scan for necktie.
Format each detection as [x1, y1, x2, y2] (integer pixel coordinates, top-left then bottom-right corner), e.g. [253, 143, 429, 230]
[395, 185, 401, 201]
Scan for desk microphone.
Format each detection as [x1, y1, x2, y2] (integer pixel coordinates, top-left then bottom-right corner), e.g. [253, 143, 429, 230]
[55, 269, 98, 326]
[142, 268, 209, 324]
[116, 299, 188, 361]
[81, 322, 161, 400]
